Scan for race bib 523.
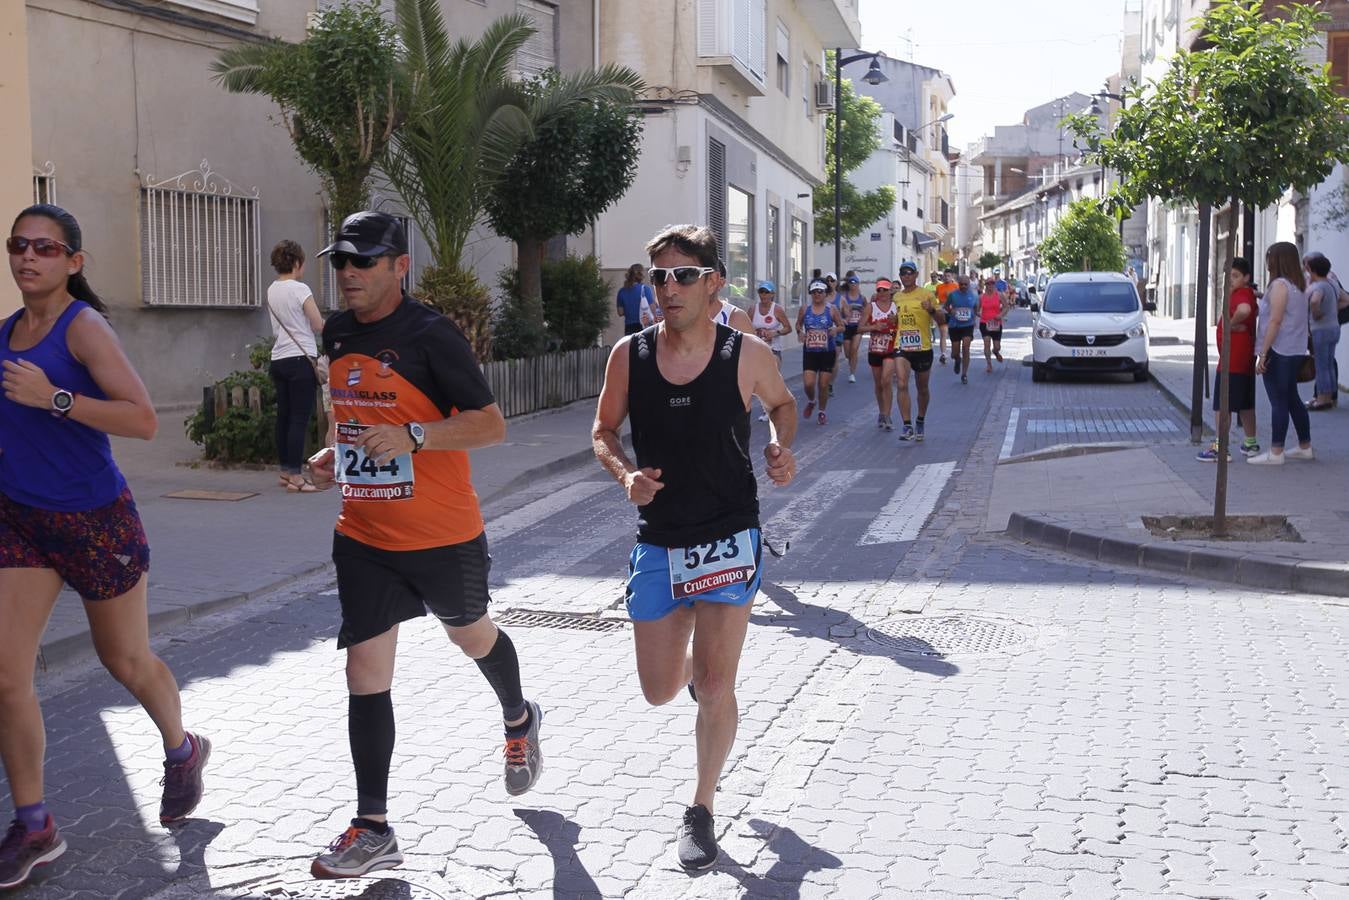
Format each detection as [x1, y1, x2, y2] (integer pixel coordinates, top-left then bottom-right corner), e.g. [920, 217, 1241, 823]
[668, 529, 757, 599]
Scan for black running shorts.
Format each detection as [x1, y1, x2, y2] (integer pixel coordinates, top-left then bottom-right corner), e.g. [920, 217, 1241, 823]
[948, 325, 976, 342]
[332, 530, 491, 648]
[979, 322, 1003, 338]
[897, 349, 934, 373]
[868, 351, 896, 368]
[802, 351, 834, 372]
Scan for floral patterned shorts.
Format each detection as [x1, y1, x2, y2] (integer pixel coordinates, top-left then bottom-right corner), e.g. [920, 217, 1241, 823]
[0, 488, 150, 601]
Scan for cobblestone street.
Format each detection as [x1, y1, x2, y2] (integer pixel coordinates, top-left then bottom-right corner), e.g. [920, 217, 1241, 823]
[11, 320, 1349, 898]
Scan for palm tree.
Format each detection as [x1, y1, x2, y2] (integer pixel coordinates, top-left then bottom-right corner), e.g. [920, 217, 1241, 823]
[383, 0, 644, 356]
[210, 2, 403, 222]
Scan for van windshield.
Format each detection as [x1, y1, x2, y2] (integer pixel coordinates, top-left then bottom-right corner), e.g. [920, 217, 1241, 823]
[1044, 282, 1139, 314]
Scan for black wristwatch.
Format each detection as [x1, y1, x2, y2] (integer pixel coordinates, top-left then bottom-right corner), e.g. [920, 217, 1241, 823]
[51, 389, 75, 418]
[406, 421, 426, 453]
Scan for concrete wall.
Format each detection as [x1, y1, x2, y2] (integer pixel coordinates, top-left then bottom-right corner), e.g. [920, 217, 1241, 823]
[1, 4, 34, 316]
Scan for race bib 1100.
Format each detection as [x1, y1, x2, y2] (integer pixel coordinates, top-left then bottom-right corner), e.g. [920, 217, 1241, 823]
[336, 422, 415, 501]
[668, 529, 757, 599]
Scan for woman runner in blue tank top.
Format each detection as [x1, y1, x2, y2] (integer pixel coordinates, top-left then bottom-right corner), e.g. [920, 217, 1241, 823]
[796, 279, 843, 425]
[0, 205, 209, 889]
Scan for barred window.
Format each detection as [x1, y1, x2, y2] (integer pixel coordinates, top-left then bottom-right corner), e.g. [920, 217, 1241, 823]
[140, 161, 261, 308]
[32, 162, 55, 205]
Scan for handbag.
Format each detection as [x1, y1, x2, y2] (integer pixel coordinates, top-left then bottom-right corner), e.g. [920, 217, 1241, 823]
[268, 300, 326, 383]
[1296, 325, 1315, 383]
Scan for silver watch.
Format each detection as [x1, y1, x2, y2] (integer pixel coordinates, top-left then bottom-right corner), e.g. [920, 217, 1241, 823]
[406, 421, 426, 453]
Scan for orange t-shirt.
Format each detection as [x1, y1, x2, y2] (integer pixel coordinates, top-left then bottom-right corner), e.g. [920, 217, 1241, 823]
[324, 298, 495, 551]
[935, 282, 956, 304]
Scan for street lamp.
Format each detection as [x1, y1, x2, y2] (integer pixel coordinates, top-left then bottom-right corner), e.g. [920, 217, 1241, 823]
[833, 48, 889, 280]
[1087, 85, 1128, 238]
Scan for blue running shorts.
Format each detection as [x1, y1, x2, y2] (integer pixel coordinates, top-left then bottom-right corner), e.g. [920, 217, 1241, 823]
[625, 528, 762, 622]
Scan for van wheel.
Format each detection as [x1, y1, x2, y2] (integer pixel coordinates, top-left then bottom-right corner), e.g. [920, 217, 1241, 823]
[1032, 364, 1048, 383]
[1133, 364, 1149, 383]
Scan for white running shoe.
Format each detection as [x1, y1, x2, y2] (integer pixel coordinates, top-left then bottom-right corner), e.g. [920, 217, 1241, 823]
[1246, 451, 1285, 466]
[848, 373, 856, 383]
[1284, 446, 1315, 460]
[758, 412, 770, 422]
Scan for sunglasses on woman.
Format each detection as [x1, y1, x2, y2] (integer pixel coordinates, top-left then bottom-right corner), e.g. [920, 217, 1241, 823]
[328, 251, 389, 270]
[6, 236, 73, 258]
[648, 266, 715, 287]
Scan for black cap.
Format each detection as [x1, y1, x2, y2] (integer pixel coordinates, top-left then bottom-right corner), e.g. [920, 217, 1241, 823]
[318, 211, 408, 257]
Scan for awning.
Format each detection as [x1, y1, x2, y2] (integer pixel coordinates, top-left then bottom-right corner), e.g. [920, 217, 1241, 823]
[913, 231, 940, 250]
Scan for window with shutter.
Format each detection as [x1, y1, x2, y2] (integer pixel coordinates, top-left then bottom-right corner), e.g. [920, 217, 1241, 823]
[516, 0, 557, 79]
[707, 138, 728, 257]
[1331, 33, 1349, 97]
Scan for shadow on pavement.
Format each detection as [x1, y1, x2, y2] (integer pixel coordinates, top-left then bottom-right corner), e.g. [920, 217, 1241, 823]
[168, 818, 226, 881]
[706, 818, 841, 897]
[514, 809, 601, 899]
[753, 582, 959, 677]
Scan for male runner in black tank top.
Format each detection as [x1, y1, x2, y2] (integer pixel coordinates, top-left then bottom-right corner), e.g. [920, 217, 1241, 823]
[593, 224, 798, 871]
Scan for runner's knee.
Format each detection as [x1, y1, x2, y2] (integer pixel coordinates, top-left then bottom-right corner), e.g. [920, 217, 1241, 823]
[96, 647, 158, 689]
[690, 670, 735, 706]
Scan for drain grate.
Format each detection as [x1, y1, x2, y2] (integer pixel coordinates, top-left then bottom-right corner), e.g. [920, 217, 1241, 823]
[248, 877, 451, 899]
[864, 615, 1033, 657]
[494, 609, 628, 632]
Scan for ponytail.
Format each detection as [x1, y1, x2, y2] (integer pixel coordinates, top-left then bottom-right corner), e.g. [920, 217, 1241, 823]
[11, 203, 107, 314]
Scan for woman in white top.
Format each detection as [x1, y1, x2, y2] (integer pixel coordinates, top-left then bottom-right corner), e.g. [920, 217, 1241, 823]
[751, 281, 791, 422]
[266, 240, 324, 491]
[1249, 241, 1313, 465]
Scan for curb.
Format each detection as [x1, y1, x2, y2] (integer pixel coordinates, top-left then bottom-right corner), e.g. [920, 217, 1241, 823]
[1005, 512, 1349, 599]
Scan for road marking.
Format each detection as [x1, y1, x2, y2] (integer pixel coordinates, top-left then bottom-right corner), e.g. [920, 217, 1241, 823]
[1000, 407, 1021, 461]
[858, 461, 957, 545]
[485, 481, 612, 542]
[1026, 417, 1178, 434]
[761, 469, 870, 550]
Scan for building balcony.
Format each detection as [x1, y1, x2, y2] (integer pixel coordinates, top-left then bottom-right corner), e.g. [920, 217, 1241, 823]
[800, 0, 863, 47]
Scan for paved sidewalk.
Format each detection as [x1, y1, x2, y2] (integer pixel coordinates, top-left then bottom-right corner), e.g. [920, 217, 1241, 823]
[996, 315, 1349, 596]
[40, 343, 809, 667]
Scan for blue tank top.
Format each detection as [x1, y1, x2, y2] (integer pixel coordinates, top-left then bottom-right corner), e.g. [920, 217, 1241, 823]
[0, 301, 126, 511]
[802, 306, 835, 353]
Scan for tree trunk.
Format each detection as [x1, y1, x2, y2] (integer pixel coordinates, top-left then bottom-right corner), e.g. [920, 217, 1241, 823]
[517, 235, 548, 343]
[1190, 202, 1212, 445]
[1212, 201, 1241, 537]
[329, 175, 372, 227]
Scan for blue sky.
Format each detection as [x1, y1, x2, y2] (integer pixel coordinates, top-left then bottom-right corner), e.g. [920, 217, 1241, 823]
[858, 0, 1129, 149]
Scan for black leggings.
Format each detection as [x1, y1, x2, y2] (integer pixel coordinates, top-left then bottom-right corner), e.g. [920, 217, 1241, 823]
[269, 356, 317, 473]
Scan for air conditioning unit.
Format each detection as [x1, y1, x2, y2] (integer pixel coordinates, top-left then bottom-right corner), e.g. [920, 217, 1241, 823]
[814, 80, 835, 111]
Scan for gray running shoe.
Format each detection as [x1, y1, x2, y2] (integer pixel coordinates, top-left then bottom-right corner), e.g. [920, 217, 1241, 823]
[914, 420, 925, 442]
[504, 700, 544, 796]
[311, 821, 403, 879]
[883, 416, 894, 432]
[677, 804, 718, 870]
[899, 424, 916, 442]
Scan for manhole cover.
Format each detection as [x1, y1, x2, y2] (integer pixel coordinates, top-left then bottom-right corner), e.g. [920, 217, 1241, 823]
[245, 877, 451, 899]
[494, 609, 627, 632]
[864, 615, 1033, 657]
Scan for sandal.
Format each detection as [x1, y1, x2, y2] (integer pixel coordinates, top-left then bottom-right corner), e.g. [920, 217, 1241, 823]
[1307, 399, 1334, 411]
[285, 476, 319, 493]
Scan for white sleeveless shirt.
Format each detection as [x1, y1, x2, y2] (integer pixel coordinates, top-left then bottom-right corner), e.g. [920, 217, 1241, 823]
[751, 301, 782, 351]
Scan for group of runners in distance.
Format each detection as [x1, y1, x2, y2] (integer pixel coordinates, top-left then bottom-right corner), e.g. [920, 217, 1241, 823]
[2, 202, 1013, 887]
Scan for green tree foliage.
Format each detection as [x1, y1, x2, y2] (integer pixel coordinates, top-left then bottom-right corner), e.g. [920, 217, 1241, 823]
[814, 55, 896, 246]
[494, 255, 611, 358]
[975, 251, 1003, 271]
[484, 69, 644, 333]
[211, 2, 403, 221]
[1038, 199, 1127, 274]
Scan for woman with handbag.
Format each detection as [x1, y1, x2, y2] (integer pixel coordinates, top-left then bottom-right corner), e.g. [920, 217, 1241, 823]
[1249, 241, 1314, 465]
[267, 240, 325, 492]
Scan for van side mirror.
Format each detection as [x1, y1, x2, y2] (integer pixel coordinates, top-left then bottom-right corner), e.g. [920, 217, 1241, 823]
[1029, 302, 1040, 313]
[1143, 301, 1157, 312]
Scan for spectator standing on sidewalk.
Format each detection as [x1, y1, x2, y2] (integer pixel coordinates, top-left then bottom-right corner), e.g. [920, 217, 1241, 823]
[1198, 257, 1261, 461]
[267, 240, 325, 493]
[1305, 254, 1340, 410]
[0, 204, 210, 890]
[1249, 241, 1314, 465]
[617, 264, 654, 336]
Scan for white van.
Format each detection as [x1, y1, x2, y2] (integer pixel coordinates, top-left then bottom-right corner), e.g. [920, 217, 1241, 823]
[1030, 272, 1155, 383]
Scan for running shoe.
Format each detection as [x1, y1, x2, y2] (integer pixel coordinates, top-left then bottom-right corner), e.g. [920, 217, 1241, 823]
[0, 817, 66, 890]
[939, 354, 947, 365]
[504, 700, 544, 796]
[803, 402, 814, 419]
[899, 424, 916, 442]
[757, 412, 769, 422]
[883, 416, 894, 432]
[160, 732, 211, 824]
[676, 804, 718, 870]
[1239, 442, 1261, 458]
[876, 414, 885, 429]
[995, 351, 1003, 362]
[1246, 451, 1285, 466]
[914, 420, 925, 442]
[311, 821, 403, 879]
[961, 374, 968, 385]
[954, 358, 961, 375]
[1195, 445, 1229, 463]
[848, 373, 856, 383]
[1284, 446, 1315, 461]
[817, 411, 827, 425]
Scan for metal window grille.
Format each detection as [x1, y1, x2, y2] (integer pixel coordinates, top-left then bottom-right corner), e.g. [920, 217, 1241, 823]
[140, 160, 261, 308]
[32, 162, 56, 205]
[766, 205, 780, 288]
[516, 0, 557, 78]
[707, 138, 728, 256]
[319, 207, 417, 312]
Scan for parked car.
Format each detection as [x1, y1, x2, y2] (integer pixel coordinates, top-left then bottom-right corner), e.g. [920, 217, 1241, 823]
[1029, 272, 1156, 382]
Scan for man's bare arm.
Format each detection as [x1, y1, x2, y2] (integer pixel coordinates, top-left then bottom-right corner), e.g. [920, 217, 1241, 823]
[593, 339, 664, 505]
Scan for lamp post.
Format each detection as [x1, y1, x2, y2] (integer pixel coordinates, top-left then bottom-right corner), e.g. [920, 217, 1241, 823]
[833, 49, 889, 280]
[1088, 87, 1128, 238]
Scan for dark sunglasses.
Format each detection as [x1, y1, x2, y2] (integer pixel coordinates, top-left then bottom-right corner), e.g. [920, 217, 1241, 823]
[809, 289, 826, 295]
[6, 236, 73, 258]
[328, 251, 390, 270]
[648, 266, 715, 287]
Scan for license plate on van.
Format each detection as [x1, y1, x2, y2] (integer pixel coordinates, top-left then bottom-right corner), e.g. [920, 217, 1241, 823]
[1070, 348, 1108, 357]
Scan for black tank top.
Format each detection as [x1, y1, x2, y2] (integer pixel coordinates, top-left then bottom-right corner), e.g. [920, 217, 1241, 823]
[628, 324, 759, 547]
